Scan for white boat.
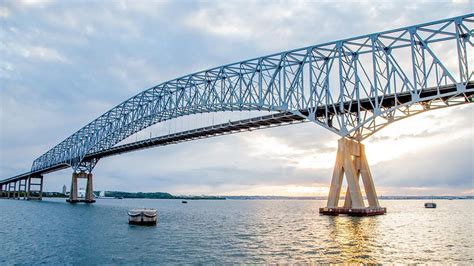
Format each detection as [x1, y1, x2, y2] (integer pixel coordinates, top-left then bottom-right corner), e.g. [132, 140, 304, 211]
[127, 208, 157, 225]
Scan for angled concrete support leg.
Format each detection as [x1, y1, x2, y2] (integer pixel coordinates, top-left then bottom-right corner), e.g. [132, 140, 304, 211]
[326, 141, 344, 208]
[320, 138, 386, 216]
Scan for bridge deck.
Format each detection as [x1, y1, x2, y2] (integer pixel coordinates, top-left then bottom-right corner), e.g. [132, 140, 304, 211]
[86, 112, 305, 159]
[0, 112, 306, 184]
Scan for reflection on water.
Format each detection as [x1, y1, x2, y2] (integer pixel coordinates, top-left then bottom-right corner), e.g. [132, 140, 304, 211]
[0, 199, 472, 264]
[328, 216, 377, 263]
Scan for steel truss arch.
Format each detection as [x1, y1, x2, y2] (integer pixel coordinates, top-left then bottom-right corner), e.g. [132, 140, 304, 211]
[31, 14, 473, 172]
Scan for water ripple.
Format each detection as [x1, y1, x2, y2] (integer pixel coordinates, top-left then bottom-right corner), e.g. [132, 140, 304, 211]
[0, 199, 472, 264]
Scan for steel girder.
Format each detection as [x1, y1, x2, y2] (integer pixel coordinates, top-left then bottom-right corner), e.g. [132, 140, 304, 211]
[31, 14, 473, 172]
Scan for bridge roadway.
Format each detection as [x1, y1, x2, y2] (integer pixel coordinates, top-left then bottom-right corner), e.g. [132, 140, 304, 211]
[1, 82, 472, 185]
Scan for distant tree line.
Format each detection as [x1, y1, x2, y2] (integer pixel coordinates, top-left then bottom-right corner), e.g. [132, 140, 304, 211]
[43, 192, 67, 198]
[104, 191, 225, 200]
[105, 191, 174, 199]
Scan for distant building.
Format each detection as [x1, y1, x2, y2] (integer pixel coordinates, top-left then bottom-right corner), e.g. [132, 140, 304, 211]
[62, 185, 67, 195]
[78, 188, 85, 198]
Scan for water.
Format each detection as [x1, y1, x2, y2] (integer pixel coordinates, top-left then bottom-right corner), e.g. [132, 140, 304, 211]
[1, 198, 472, 264]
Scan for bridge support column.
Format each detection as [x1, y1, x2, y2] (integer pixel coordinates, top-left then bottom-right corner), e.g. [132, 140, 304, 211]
[319, 138, 386, 216]
[8, 182, 16, 199]
[1, 184, 6, 198]
[85, 173, 94, 203]
[67, 172, 95, 203]
[69, 173, 78, 202]
[27, 175, 43, 200]
[15, 180, 20, 199]
[19, 179, 28, 200]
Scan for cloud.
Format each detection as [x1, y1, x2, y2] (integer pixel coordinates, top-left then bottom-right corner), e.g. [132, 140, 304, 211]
[0, 6, 9, 18]
[372, 131, 473, 188]
[14, 0, 54, 8]
[181, 1, 471, 52]
[12, 44, 67, 62]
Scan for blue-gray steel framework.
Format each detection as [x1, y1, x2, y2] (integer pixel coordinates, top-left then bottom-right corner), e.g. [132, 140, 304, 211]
[20, 14, 474, 173]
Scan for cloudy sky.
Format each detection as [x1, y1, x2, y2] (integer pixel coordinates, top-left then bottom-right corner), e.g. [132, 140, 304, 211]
[0, 0, 472, 196]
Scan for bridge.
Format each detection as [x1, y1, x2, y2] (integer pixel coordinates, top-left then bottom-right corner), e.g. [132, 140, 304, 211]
[1, 14, 473, 215]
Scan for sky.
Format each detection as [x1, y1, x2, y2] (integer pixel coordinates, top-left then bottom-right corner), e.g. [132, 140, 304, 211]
[0, 0, 473, 196]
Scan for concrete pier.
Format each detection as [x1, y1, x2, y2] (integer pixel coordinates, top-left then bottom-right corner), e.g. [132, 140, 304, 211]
[67, 172, 95, 203]
[8, 182, 16, 199]
[27, 175, 43, 200]
[320, 138, 386, 216]
[18, 179, 27, 199]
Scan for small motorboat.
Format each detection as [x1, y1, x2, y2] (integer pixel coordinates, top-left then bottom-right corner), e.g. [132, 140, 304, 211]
[182, 200, 188, 204]
[128, 208, 157, 225]
[425, 196, 437, 208]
